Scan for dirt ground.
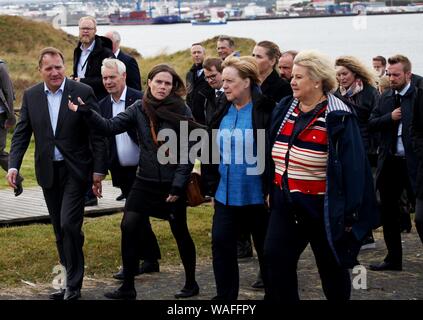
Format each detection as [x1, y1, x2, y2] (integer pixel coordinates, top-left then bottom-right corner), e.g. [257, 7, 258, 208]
[0, 227, 422, 301]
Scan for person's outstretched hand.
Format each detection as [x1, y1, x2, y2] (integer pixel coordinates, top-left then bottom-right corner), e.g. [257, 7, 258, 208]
[68, 97, 86, 112]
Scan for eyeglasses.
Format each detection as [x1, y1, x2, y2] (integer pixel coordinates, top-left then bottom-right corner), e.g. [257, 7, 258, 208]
[79, 27, 95, 31]
[205, 73, 218, 81]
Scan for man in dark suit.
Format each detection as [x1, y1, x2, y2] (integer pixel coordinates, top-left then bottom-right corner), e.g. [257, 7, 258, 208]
[7, 47, 108, 300]
[72, 16, 113, 206]
[186, 43, 214, 125]
[0, 59, 23, 195]
[369, 54, 419, 271]
[104, 30, 142, 91]
[99, 58, 160, 279]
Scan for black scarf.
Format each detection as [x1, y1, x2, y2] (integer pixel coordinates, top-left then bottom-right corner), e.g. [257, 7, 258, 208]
[142, 90, 206, 132]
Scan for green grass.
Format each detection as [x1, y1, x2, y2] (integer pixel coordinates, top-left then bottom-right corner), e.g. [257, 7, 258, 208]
[0, 205, 213, 287]
[0, 15, 257, 107]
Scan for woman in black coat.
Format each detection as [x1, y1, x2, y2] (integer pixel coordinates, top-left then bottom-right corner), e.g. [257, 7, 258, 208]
[252, 40, 292, 104]
[69, 64, 202, 300]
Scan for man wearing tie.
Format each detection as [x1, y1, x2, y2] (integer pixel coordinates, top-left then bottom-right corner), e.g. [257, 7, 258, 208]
[369, 55, 419, 271]
[104, 30, 142, 91]
[7, 47, 108, 300]
[99, 58, 160, 279]
[202, 57, 225, 126]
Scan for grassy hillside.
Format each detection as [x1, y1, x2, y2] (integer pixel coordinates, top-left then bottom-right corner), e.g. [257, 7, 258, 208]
[0, 15, 257, 107]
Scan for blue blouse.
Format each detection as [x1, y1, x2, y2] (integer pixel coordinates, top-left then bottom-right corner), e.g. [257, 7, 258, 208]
[215, 102, 264, 206]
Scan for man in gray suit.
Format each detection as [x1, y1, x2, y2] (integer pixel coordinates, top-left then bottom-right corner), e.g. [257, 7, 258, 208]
[6, 47, 108, 300]
[0, 59, 23, 195]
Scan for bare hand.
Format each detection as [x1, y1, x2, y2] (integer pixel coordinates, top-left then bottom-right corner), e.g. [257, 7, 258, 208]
[391, 107, 402, 121]
[166, 194, 179, 203]
[4, 119, 15, 129]
[6, 170, 18, 189]
[92, 174, 105, 198]
[68, 97, 86, 112]
[265, 194, 270, 209]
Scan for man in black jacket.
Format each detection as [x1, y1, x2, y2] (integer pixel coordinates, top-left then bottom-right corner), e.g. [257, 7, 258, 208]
[104, 30, 142, 91]
[202, 57, 226, 126]
[0, 59, 23, 195]
[7, 47, 108, 300]
[99, 58, 160, 279]
[186, 43, 214, 125]
[72, 16, 113, 206]
[72, 16, 113, 100]
[369, 54, 419, 271]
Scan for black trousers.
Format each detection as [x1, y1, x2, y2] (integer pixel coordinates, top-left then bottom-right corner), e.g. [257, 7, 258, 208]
[212, 201, 269, 300]
[414, 198, 423, 244]
[121, 179, 196, 287]
[378, 155, 413, 266]
[110, 165, 137, 198]
[264, 187, 351, 302]
[42, 161, 86, 290]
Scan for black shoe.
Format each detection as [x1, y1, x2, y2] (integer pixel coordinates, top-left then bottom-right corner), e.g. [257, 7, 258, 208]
[104, 288, 136, 300]
[251, 271, 264, 289]
[369, 261, 402, 271]
[85, 197, 98, 206]
[14, 176, 24, 197]
[116, 193, 125, 201]
[64, 288, 81, 300]
[113, 267, 125, 280]
[49, 289, 65, 300]
[174, 282, 199, 299]
[139, 261, 160, 274]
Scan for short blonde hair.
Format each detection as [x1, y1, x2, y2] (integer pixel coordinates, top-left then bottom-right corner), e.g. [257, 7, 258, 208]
[294, 50, 337, 93]
[79, 16, 97, 28]
[222, 55, 260, 86]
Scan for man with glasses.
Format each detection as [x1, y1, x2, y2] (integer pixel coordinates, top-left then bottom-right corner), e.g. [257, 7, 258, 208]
[71, 16, 113, 101]
[186, 43, 213, 125]
[72, 16, 113, 206]
[202, 58, 225, 126]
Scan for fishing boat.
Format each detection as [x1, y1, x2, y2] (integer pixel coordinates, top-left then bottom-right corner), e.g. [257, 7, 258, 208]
[191, 9, 227, 26]
[109, 0, 181, 25]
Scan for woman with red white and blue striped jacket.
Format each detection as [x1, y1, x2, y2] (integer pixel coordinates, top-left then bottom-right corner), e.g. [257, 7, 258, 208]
[263, 50, 378, 302]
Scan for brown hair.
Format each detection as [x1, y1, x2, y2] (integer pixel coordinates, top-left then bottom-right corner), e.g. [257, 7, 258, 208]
[335, 55, 377, 87]
[203, 57, 223, 73]
[372, 55, 386, 66]
[217, 35, 235, 48]
[256, 40, 281, 69]
[38, 47, 65, 68]
[146, 64, 186, 97]
[388, 54, 412, 73]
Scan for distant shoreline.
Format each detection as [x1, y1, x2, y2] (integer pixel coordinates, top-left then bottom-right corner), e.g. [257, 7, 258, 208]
[87, 11, 423, 27]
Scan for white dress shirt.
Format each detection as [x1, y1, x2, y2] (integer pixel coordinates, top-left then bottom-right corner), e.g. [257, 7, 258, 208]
[44, 79, 66, 161]
[395, 82, 411, 157]
[112, 87, 139, 166]
[77, 40, 96, 78]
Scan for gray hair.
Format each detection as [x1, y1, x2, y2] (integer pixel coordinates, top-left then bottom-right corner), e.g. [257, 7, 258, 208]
[101, 58, 126, 75]
[106, 30, 121, 46]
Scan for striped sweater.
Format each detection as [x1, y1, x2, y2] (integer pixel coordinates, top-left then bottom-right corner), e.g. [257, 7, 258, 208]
[272, 102, 328, 195]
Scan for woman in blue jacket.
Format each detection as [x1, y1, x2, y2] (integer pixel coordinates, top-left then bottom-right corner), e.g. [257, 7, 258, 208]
[264, 50, 378, 301]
